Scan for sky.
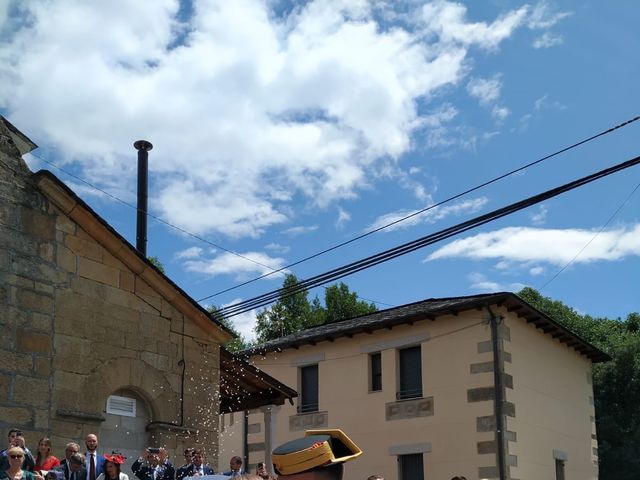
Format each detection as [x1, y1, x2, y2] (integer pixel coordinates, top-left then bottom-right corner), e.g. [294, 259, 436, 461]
[1, 0, 639, 341]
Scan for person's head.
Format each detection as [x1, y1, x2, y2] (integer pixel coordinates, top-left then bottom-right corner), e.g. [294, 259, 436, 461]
[37, 438, 53, 457]
[191, 449, 204, 467]
[85, 434, 98, 452]
[367, 476, 384, 480]
[69, 453, 85, 473]
[7, 446, 25, 470]
[7, 429, 23, 448]
[255, 462, 268, 478]
[450, 477, 467, 480]
[104, 461, 120, 478]
[103, 453, 126, 476]
[65, 443, 80, 461]
[272, 429, 361, 480]
[230, 456, 242, 472]
[183, 448, 194, 465]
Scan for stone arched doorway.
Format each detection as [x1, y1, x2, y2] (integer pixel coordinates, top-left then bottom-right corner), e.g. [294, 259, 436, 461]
[100, 389, 151, 480]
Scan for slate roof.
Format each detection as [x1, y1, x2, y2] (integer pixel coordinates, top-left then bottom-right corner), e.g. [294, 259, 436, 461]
[243, 292, 610, 363]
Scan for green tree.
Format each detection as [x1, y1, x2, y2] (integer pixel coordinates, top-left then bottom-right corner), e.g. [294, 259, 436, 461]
[254, 274, 314, 343]
[518, 287, 640, 479]
[207, 305, 250, 352]
[254, 276, 378, 343]
[314, 282, 377, 324]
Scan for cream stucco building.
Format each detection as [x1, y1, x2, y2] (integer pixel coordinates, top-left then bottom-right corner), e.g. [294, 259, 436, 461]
[221, 293, 608, 480]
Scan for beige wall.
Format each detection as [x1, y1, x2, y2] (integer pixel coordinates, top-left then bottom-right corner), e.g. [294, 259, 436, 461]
[505, 315, 598, 480]
[0, 146, 223, 468]
[220, 307, 598, 480]
[222, 311, 502, 480]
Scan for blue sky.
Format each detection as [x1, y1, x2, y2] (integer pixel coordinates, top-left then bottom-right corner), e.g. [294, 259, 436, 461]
[1, 0, 638, 339]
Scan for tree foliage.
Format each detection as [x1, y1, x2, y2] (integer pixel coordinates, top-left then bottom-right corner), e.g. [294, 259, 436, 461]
[518, 287, 640, 480]
[254, 275, 378, 343]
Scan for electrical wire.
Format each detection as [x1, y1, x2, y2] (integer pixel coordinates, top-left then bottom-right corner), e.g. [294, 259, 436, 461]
[14, 114, 639, 303]
[198, 114, 640, 301]
[218, 154, 640, 318]
[538, 179, 640, 291]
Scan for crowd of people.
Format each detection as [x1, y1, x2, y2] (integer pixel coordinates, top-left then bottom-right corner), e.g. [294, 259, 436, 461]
[1, 428, 466, 480]
[0, 429, 278, 480]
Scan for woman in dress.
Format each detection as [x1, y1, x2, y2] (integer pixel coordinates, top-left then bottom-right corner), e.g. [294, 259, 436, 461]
[96, 454, 128, 480]
[34, 439, 60, 472]
[3, 447, 38, 480]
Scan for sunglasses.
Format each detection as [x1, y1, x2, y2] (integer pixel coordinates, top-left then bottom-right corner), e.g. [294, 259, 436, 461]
[10, 455, 24, 459]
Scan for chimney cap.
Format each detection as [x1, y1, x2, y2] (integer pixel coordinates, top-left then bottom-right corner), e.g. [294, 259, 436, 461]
[134, 140, 153, 151]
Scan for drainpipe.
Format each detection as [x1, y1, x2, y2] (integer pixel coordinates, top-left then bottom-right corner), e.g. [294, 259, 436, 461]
[243, 410, 249, 471]
[488, 306, 506, 480]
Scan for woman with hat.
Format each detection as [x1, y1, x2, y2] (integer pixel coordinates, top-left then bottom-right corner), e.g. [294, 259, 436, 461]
[96, 454, 128, 480]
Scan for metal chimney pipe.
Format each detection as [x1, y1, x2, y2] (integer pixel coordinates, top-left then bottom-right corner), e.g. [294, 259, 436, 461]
[134, 140, 153, 256]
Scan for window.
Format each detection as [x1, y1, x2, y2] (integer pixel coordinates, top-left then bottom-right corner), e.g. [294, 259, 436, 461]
[399, 453, 424, 480]
[299, 364, 319, 413]
[398, 345, 422, 400]
[555, 459, 565, 480]
[370, 352, 382, 391]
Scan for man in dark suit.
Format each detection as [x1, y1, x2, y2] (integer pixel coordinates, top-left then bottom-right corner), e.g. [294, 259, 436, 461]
[57, 453, 87, 480]
[132, 448, 174, 480]
[176, 449, 214, 480]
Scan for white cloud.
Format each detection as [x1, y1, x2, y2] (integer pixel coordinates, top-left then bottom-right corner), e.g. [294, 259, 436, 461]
[427, 224, 640, 265]
[529, 204, 548, 225]
[467, 272, 526, 293]
[282, 224, 319, 236]
[421, 2, 529, 50]
[528, 1, 572, 29]
[1, 1, 530, 239]
[174, 246, 205, 260]
[529, 266, 545, 276]
[527, 2, 571, 49]
[491, 105, 510, 121]
[533, 32, 563, 49]
[467, 76, 502, 105]
[265, 242, 290, 254]
[368, 197, 488, 232]
[183, 250, 288, 280]
[336, 207, 350, 229]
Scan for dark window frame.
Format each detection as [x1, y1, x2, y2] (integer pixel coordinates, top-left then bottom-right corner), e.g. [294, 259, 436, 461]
[370, 352, 382, 392]
[298, 364, 319, 413]
[397, 345, 423, 400]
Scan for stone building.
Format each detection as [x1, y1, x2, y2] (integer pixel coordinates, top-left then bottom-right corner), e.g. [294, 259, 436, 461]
[222, 293, 608, 480]
[0, 117, 295, 474]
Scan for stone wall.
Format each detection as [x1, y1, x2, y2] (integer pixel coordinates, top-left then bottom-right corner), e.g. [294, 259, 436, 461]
[0, 132, 223, 467]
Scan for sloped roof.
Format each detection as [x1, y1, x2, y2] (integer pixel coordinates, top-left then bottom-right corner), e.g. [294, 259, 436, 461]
[243, 292, 610, 363]
[220, 348, 297, 412]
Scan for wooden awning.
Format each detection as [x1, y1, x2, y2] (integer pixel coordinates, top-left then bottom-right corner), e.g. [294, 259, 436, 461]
[219, 348, 297, 413]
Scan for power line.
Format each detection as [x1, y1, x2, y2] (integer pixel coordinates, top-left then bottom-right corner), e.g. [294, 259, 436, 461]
[198, 114, 640, 301]
[538, 179, 640, 291]
[21, 114, 640, 305]
[218, 154, 640, 318]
